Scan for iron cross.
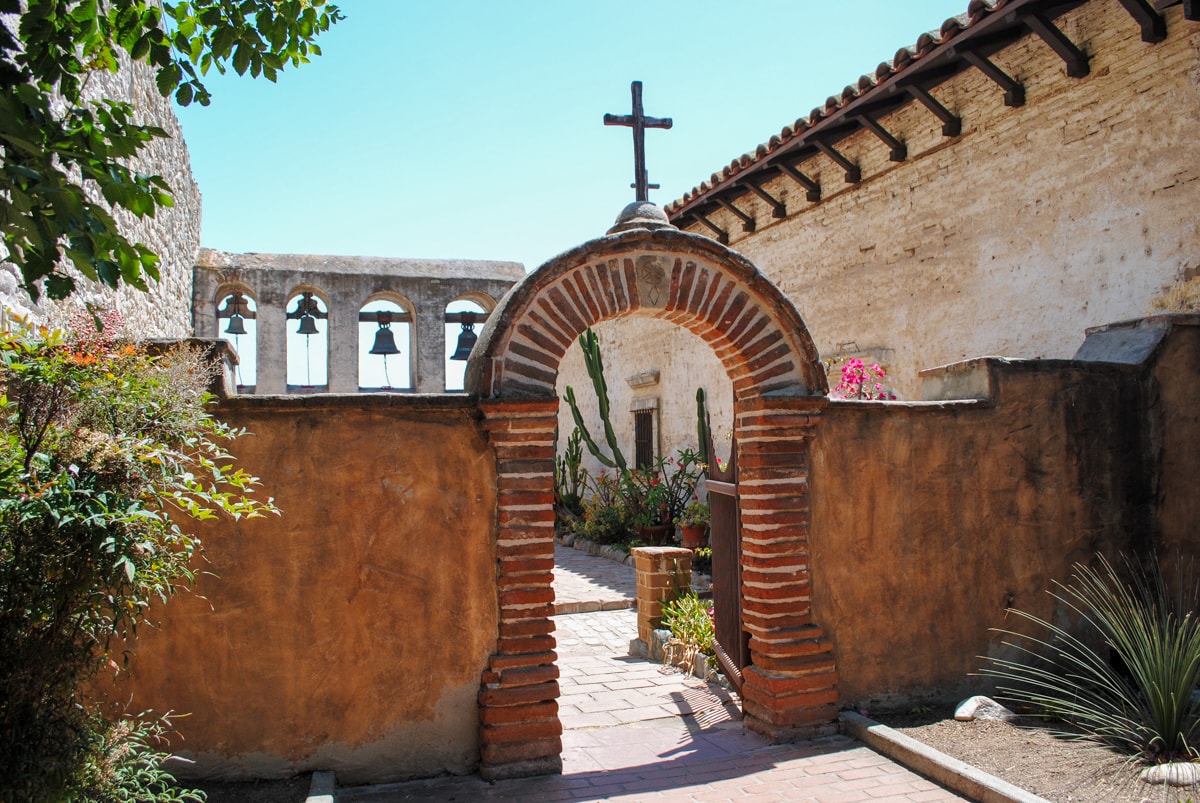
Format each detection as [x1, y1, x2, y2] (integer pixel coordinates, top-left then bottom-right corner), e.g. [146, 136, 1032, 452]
[604, 81, 673, 202]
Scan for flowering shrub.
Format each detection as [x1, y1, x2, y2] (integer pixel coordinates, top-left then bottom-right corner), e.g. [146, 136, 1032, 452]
[620, 449, 705, 530]
[0, 316, 275, 801]
[830, 357, 896, 400]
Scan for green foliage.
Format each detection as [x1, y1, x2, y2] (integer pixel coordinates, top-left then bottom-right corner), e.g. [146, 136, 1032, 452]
[696, 387, 710, 466]
[576, 470, 632, 545]
[982, 555, 1200, 763]
[554, 427, 587, 516]
[619, 449, 704, 529]
[662, 591, 715, 658]
[0, 316, 276, 801]
[675, 501, 710, 527]
[563, 328, 626, 471]
[0, 0, 341, 300]
[77, 713, 205, 802]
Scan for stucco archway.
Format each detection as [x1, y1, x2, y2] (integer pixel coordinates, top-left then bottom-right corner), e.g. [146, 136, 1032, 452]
[466, 211, 838, 781]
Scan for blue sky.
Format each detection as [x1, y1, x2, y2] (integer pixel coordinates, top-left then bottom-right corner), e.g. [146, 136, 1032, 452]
[177, 1, 969, 273]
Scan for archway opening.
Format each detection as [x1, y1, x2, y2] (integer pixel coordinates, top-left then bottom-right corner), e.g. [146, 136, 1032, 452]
[445, 297, 489, 392]
[359, 296, 412, 391]
[286, 290, 329, 392]
[217, 288, 257, 393]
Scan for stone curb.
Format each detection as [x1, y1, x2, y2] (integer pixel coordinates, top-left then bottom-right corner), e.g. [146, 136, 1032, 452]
[839, 711, 1051, 803]
[554, 598, 637, 615]
[306, 770, 336, 803]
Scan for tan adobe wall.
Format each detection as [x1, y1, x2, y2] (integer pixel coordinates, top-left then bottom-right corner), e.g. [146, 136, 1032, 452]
[1, 58, 201, 337]
[678, 2, 1200, 397]
[808, 318, 1199, 708]
[105, 395, 499, 784]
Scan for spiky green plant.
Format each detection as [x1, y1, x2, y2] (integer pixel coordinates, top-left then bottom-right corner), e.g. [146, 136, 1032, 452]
[982, 555, 1200, 763]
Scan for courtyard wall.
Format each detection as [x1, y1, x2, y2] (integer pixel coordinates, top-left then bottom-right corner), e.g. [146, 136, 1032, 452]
[108, 395, 499, 784]
[808, 316, 1200, 708]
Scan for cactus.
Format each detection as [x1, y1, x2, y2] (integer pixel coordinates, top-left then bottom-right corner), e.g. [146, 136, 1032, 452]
[563, 328, 627, 472]
[696, 387, 710, 467]
[554, 427, 588, 513]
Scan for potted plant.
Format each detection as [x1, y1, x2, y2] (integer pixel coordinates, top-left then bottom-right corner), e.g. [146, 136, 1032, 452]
[676, 500, 710, 549]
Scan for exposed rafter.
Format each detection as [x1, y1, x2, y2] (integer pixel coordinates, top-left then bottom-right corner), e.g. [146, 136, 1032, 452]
[1024, 12, 1090, 76]
[814, 141, 862, 183]
[715, 197, 756, 232]
[777, 162, 822, 203]
[694, 213, 729, 244]
[666, 0, 1180, 235]
[960, 50, 1026, 106]
[856, 114, 907, 161]
[907, 85, 962, 137]
[744, 180, 787, 219]
[1117, 0, 1167, 41]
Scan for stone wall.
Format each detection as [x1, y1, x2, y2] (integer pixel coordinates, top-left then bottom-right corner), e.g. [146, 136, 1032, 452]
[672, 1, 1200, 397]
[106, 395, 499, 784]
[807, 316, 1199, 708]
[1, 57, 202, 337]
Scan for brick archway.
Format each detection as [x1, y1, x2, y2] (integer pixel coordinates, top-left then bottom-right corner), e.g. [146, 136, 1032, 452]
[467, 225, 838, 781]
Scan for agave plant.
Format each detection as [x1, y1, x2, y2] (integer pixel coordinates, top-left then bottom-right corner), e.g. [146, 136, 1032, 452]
[982, 554, 1200, 763]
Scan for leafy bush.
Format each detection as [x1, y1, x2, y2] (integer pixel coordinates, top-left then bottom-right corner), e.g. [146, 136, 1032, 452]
[577, 470, 633, 545]
[982, 555, 1200, 763]
[0, 316, 275, 801]
[662, 592, 715, 658]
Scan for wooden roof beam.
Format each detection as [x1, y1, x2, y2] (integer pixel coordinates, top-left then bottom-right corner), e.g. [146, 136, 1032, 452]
[855, 114, 907, 161]
[960, 50, 1025, 106]
[1024, 12, 1090, 77]
[906, 85, 962, 136]
[1117, 0, 1167, 42]
[777, 162, 822, 202]
[744, 180, 787, 219]
[814, 141, 862, 183]
[715, 197, 756, 232]
[694, 213, 730, 244]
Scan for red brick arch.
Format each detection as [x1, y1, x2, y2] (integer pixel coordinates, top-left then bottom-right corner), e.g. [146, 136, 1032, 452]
[467, 226, 838, 781]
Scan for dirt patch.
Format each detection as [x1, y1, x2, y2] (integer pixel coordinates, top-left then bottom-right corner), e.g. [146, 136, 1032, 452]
[873, 710, 1200, 803]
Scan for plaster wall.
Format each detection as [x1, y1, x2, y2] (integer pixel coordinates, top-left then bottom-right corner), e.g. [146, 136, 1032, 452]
[678, 2, 1200, 397]
[807, 326, 1200, 707]
[108, 395, 499, 784]
[1, 57, 201, 337]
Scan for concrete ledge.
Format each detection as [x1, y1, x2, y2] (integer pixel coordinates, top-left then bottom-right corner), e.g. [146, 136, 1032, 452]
[306, 771, 336, 803]
[839, 711, 1051, 803]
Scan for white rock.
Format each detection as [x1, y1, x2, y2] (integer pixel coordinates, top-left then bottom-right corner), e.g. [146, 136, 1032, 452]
[1140, 762, 1200, 787]
[954, 695, 1018, 722]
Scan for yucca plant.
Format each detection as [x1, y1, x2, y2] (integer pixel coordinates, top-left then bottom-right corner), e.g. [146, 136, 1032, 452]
[982, 554, 1200, 763]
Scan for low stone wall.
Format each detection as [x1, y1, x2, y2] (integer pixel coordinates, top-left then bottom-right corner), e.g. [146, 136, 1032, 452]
[107, 394, 498, 784]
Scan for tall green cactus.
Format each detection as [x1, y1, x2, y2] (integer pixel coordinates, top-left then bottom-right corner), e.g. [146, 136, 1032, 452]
[696, 387, 710, 467]
[563, 328, 627, 472]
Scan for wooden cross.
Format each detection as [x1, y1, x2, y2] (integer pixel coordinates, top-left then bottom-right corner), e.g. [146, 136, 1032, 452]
[604, 81, 673, 202]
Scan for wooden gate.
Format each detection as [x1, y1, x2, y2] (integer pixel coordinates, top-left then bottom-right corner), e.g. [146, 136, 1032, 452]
[706, 436, 749, 696]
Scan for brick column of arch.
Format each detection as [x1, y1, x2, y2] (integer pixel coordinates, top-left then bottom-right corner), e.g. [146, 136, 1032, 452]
[736, 395, 838, 741]
[476, 399, 562, 781]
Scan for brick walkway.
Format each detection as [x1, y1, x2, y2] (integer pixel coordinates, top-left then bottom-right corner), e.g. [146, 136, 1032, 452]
[337, 546, 965, 802]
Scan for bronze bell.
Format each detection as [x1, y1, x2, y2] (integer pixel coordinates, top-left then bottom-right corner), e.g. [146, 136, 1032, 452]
[224, 314, 247, 336]
[449, 312, 477, 361]
[370, 325, 400, 356]
[296, 314, 319, 336]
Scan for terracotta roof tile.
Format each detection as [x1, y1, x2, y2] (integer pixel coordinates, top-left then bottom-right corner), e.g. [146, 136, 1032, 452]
[665, 2, 1021, 216]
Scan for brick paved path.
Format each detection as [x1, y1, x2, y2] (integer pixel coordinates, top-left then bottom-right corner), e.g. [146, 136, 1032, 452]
[338, 546, 965, 802]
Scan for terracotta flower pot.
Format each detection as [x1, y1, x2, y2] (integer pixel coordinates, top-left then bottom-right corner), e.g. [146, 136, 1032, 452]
[638, 524, 672, 546]
[680, 524, 708, 549]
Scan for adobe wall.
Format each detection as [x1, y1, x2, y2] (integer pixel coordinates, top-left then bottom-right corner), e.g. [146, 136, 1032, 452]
[808, 319, 1200, 708]
[676, 1, 1200, 397]
[2, 58, 201, 337]
[108, 395, 499, 784]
